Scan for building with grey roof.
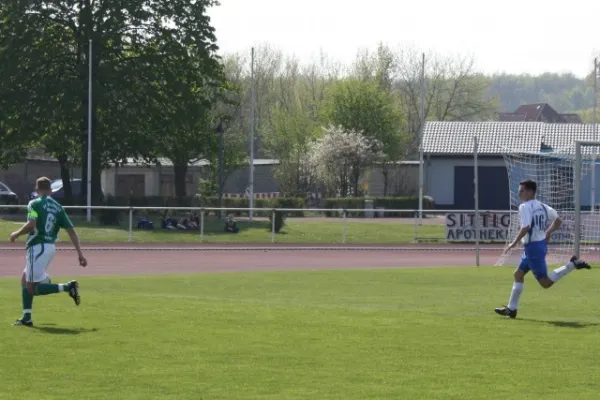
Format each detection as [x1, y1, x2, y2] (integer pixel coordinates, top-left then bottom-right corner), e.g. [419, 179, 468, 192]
[422, 121, 600, 210]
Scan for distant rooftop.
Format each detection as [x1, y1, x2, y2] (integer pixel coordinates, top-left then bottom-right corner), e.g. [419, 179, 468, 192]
[497, 103, 582, 124]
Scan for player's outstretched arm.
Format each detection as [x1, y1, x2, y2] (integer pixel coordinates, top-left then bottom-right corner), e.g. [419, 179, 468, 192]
[506, 226, 530, 253]
[65, 228, 87, 267]
[9, 220, 36, 242]
[505, 204, 531, 253]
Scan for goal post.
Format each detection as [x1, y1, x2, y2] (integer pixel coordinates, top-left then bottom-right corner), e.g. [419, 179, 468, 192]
[497, 140, 600, 267]
[574, 140, 600, 257]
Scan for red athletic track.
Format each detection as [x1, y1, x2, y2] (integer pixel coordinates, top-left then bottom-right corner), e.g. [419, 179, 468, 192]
[0, 242, 508, 278]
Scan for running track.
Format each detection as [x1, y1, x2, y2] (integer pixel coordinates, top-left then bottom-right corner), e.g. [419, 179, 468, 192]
[0, 243, 511, 278]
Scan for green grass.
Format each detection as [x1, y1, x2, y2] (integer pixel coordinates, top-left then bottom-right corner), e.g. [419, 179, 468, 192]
[1, 267, 600, 399]
[0, 217, 444, 244]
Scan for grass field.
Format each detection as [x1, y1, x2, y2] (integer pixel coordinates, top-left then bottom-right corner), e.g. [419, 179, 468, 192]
[1, 267, 599, 399]
[0, 217, 445, 244]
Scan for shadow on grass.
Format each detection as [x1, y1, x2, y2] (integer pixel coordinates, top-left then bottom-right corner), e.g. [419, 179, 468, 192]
[33, 326, 99, 335]
[520, 318, 600, 329]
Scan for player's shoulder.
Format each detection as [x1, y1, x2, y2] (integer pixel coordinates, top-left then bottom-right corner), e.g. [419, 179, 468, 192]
[537, 200, 555, 210]
[27, 198, 42, 208]
[47, 197, 65, 211]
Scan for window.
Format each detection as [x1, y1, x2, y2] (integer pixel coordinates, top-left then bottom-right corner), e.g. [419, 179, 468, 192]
[0, 183, 9, 192]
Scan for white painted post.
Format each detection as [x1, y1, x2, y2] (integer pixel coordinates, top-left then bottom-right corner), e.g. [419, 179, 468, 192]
[200, 210, 205, 242]
[128, 207, 133, 242]
[342, 210, 347, 244]
[271, 209, 276, 243]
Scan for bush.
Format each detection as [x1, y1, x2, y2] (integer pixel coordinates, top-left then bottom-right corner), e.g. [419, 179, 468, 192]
[323, 196, 435, 218]
[272, 197, 305, 217]
[195, 196, 305, 218]
[269, 209, 286, 233]
[322, 198, 364, 217]
[98, 194, 121, 225]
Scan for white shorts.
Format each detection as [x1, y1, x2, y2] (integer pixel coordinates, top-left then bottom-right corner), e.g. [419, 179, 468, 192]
[24, 244, 56, 283]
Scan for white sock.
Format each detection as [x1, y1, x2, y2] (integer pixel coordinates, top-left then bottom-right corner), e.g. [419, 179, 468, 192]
[58, 284, 65, 292]
[508, 282, 524, 310]
[549, 262, 575, 283]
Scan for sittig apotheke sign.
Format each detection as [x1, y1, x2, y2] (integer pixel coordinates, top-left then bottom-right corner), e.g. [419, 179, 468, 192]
[445, 212, 581, 243]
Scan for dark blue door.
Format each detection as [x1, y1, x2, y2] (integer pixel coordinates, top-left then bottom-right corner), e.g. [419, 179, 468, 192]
[454, 166, 509, 210]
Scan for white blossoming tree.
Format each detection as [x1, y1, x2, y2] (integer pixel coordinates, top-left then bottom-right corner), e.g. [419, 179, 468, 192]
[309, 125, 382, 196]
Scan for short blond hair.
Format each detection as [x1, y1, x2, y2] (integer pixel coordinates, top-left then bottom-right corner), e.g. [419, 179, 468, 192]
[36, 177, 52, 191]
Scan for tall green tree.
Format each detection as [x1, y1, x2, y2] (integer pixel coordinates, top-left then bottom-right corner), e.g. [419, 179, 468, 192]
[322, 78, 407, 195]
[265, 103, 318, 195]
[0, 0, 223, 203]
[139, 36, 228, 199]
[0, 4, 82, 199]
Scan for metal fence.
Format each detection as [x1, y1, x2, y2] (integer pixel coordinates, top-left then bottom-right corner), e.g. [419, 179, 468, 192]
[0, 204, 514, 247]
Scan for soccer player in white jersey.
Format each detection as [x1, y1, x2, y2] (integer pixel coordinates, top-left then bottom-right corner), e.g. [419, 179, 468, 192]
[495, 179, 591, 319]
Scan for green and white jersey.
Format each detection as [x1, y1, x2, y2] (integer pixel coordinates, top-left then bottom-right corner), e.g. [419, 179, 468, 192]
[25, 196, 74, 248]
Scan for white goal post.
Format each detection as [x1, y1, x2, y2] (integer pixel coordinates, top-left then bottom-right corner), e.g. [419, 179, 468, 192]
[497, 140, 600, 267]
[574, 141, 600, 257]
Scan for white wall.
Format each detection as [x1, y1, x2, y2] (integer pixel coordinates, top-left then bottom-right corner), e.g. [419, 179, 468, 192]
[425, 156, 600, 209]
[101, 167, 158, 196]
[101, 166, 205, 197]
[425, 157, 506, 206]
[578, 165, 600, 208]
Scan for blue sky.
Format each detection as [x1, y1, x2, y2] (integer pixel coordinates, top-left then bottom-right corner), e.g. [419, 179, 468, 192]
[208, 0, 600, 77]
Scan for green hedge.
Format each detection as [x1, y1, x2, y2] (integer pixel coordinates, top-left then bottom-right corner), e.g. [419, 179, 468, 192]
[96, 195, 306, 224]
[95, 195, 432, 225]
[323, 197, 435, 217]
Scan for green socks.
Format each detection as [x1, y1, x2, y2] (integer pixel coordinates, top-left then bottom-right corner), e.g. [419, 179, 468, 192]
[21, 286, 33, 322]
[35, 281, 72, 296]
[34, 283, 68, 296]
[21, 282, 72, 321]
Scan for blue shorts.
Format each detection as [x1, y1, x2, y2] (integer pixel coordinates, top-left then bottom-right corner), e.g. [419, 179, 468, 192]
[518, 240, 548, 280]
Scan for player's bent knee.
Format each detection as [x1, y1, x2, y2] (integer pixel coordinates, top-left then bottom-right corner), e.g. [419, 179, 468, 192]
[26, 284, 35, 295]
[537, 277, 553, 289]
[514, 269, 525, 282]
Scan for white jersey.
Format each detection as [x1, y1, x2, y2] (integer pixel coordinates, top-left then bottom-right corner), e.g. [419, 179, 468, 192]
[518, 199, 559, 244]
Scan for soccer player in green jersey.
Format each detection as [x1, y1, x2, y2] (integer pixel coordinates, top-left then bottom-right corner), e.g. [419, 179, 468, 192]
[9, 177, 88, 327]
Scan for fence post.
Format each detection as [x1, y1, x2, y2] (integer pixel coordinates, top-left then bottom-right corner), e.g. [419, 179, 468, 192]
[413, 210, 418, 243]
[271, 209, 276, 243]
[342, 210, 347, 244]
[200, 209, 204, 242]
[128, 207, 133, 242]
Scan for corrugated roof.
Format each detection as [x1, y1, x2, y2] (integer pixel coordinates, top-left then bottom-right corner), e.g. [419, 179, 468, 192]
[423, 121, 600, 155]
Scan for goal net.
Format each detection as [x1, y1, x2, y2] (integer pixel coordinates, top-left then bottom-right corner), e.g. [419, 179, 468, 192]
[497, 143, 600, 267]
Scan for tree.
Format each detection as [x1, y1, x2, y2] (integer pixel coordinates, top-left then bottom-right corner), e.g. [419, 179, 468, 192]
[322, 77, 407, 195]
[222, 46, 339, 195]
[138, 35, 228, 199]
[265, 104, 318, 195]
[260, 55, 320, 195]
[0, 5, 82, 200]
[394, 48, 497, 154]
[309, 126, 381, 197]
[0, 0, 223, 203]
